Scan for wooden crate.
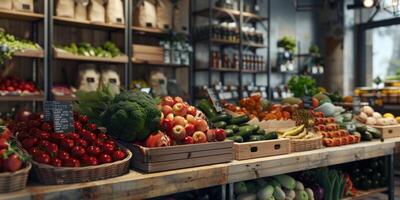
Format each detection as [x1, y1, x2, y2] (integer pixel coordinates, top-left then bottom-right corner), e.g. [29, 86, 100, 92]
[121, 141, 234, 173]
[132, 44, 164, 63]
[53, 48, 129, 63]
[371, 124, 400, 139]
[234, 138, 290, 160]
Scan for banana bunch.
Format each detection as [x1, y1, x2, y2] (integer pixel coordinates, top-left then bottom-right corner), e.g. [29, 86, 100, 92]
[279, 125, 317, 139]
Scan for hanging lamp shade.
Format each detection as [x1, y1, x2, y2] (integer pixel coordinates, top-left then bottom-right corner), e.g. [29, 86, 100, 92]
[383, 0, 400, 16]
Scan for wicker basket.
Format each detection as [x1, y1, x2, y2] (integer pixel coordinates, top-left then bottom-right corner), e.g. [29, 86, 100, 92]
[0, 162, 31, 193]
[31, 148, 132, 185]
[290, 135, 323, 153]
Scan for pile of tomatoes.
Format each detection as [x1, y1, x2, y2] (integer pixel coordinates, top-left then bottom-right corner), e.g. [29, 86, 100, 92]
[14, 112, 127, 167]
[0, 127, 25, 172]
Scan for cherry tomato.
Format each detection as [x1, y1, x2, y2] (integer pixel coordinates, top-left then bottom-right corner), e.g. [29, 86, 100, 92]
[29, 127, 41, 136]
[74, 138, 88, 148]
[97, 133, 108, 141]
[50, 158, 62, 167]
[80, 154, 90, 163]
[74, 121, 82, 131]
[63, 158, 80, 167]
[102, 143, 115, 154]
[71, 146, 86, 157]
[29, 147, 44, 156]
[57, 151, 70, 161]
[112, 150, 126, 161]
[79, 115, 89, 125]
[41, 122, 53, 132]
[28, 120, 41, 129]
[87, 123, 97, 132]
[45, 143, 59, 156]
[22, 137, 37, 149]
[34, 153, 51, 164]
[66, 133, 80, 140]
[3, 154, 22, 172]
[37, 140, 50, 148]
[104, 140, 116, 147]
[60, 139, 74, 150]
[98, 153, 112, 164]
[92, 139, 103, 147]
[85, 133, 97, 142]
[86, 146, 101, 156]
[50, 133, 66, 143]
[16, 131, 29, 142]
[35, 131, 50, 140]
[85, 156, 98, 166]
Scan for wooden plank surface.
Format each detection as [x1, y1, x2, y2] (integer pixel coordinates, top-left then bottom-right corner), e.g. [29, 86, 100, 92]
[13, 49, 44, 58]
[0, 139, 399, 200]
[53, 16, 125, 30]
[53, 48, 128, 64]
[234, 139, 290, 160]
[0, 9, 44, 21]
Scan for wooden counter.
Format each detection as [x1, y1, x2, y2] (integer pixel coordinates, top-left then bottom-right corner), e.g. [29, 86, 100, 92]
[1, 139, 399, 200]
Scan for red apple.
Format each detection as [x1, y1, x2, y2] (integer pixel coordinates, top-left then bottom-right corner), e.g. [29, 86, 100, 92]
[174, 116, 188, 126]
[172, 125, 186, 140]
[162, 118, 174, 133]
[185, 123, 196, 136]
[182, 136, 194, 144]
[194, 119, 208, 132]
[186, 114, 195, 124]
[174, 97, 183, 103]
[187, 106, 197, 116]
[166, 113, 174, 121]
[161, 105, 173, 116]
[215, 129, 226, 141]
[206, 129, 216, 142]
[162, 96, 175, 107]
[193, 131, 207, 143]
[173, 103, 187, 117]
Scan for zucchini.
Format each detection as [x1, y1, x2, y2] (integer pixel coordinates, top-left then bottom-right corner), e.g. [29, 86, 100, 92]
[210, 114, 232, 123]
[230, 115, 250, 125]
[238, 125, 254, 138]
[228, 135, 244, 143]
[226, 125, 239, 133]
[249, 124, 260, 132]
[249, 135, 264, 142]
[256, 129, 266, 135]
[214, 121, 227, 129]
[198, 100, 217, 118]
[225, 129, 235, 137]
[264, 132, 278, 140]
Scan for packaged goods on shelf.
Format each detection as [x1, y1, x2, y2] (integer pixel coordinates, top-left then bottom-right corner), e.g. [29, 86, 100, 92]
[156, 0, 173, 30]
[133, 0, 157, 28]
[13, 0, 34, 12]
[75, 0, 89, 21]
[78, 64, 101, 92]
[106, 0, 124, 24]
[56, 0, 75, 18]
[0, 0, 12, 10]
[173, 0, 189, 34]
[89, 0, 106, 23]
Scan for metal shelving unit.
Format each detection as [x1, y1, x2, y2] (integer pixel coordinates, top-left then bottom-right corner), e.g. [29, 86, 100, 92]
[192, 0, 271, 100]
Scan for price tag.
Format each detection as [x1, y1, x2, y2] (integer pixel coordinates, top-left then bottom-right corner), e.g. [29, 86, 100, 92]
[43, 101, 54, 122]
[352, 96, 361, 115]
[206, 88, 222, 113]
[52, 101, 75, 133]
[302, 96, 313, 109]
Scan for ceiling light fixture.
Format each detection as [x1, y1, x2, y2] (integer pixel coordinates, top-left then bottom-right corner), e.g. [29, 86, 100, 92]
[384, 0, 400, 15]
[363, 0, 376, 7]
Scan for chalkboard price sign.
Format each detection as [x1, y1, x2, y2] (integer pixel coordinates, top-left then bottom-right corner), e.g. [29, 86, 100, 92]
[52, 101, 75, 133]
[302, 96, 313, 109]
[206, 88, 223, 112]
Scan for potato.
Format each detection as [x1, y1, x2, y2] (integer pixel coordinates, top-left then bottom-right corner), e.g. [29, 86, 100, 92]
[361, 106, 374, 116]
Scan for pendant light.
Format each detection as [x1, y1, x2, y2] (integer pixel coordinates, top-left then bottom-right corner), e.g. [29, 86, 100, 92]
[383, 0, 400, 15]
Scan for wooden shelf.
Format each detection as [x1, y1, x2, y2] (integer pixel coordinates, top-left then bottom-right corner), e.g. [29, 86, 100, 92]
[211, 38, 239, 45]
[132, 26, 167, 34]
[243, 42, 267, 48]
[1, 138, 398, 200]
[342, 188, 388, 200]
[242, 69, 267, 73]
[54, 48, 128, 64]
[13, 49, 44, 58]
[53, 16, 125, 30]
[132, 60, 189, 68]
[53, 95, 77, 101]
[0, 94, 44, 101]
[194, 7, 267, 22]
[198, 38, 266, 48]
[0, 9, 43, 21]
[195, 68, 240, 72]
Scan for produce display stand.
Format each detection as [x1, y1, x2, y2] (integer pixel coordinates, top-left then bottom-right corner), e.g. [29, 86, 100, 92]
[1, 138, 398, 200]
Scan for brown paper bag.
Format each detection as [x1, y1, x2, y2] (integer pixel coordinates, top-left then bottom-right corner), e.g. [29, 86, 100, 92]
[133, 0, 156, 28]
[56, 0, 75, 17]
[89, 0, 106, 23]
[173, 0, 189, 34]
[13, 0, 34, 12]
[75, 0, 89, 21]
[106, 0, 124, 24]
[0, 0, 12, 10]
[156, 0, 173, 30]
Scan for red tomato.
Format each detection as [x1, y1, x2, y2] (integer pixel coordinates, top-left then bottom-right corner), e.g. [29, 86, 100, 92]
[50, 133, 66, 142]
[79, 115, 89, 125]
[22, 137, 38, 149]
[41, 122, 53, 132]
[85, 133, 97, 142]
[87, 124, 97, 132]
[3, 154, 22, 172]
[34, 153, 51, 164]
[28, 120, 41, 129]
[112, 150, 126, 161]
[57, 151, 70, 161]
[85, 156, 98, 166]
[66, 133, 80, 140]
[74, 121, 82, 131]
[71, 146, 86, 157]
[37, 140, 50, 148]
[50, 158, 62, 167]
[45, 143, 59, 156]
[104, 140, 116, 147]
[74, 138, 88, 148]
[35, 131, 50, 140]
[63, 158, 80, 167]
[98, 153, 112, 164]
[0, 138, 8, 150]
[97, 133, 108, 141]
[60, 139, 74, 150]
[102, 143, 115, 154]
[92, 139, 103, 147]
[29, 147, 44, 156]
[86, 146, 101, 156]
[16, 131, 29, 142]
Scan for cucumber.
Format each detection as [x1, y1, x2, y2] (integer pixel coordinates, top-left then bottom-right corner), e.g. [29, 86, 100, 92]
[249, 124, 260, 132]
[264, 132, 278, 140]
[225, 129, 234, 137]
[210, 114, 232, 123]
[256, 129, 266, 135]
[230, 115, 250, 125]
[366, 126, 382, 138]
[226, 125, 239, 133]
[198, 100, 217, 118]
[249, 135, 264, 142]
[238, 125, 254, 137]
[214, 121, 227, 129]
[228, 135, 244, 143]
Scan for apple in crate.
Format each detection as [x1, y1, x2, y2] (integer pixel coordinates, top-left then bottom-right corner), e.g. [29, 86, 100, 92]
[193, 131, 207, 143]
[173, 103, 187, 117]
[172, 125, 186, 140]
[174, 116, 187, 126]
[162, 96, 175, 107]
[194, 119, 208, 132]
[161, 105, 173, 116]
[185, 123, 195, 137]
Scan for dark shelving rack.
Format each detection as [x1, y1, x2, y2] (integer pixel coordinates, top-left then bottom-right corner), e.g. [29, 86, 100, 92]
[192, 0, 271, 101]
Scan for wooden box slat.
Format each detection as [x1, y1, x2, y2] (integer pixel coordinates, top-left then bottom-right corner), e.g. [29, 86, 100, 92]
[121, 141, 234, 173]
[371, 124, 400, 139]
[234, 139, 290, 160]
